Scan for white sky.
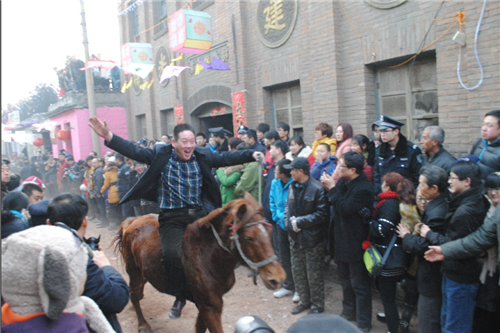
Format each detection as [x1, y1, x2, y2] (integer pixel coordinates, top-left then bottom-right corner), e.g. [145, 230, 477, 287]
[1, 0, 122, 109]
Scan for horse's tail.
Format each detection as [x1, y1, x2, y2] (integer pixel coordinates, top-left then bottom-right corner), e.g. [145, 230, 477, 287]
[112, 217, 136, 263]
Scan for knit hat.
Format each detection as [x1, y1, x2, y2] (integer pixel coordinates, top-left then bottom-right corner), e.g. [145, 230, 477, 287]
[1, 225, 114, 332]
[22, 176, 46, 190]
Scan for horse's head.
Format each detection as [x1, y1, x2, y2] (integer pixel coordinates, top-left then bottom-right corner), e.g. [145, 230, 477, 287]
[84, 235, 100, 251]
[229, 197, 285, 291]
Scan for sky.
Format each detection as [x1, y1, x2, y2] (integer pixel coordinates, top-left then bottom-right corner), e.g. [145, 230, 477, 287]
[1, 0, 122, 109]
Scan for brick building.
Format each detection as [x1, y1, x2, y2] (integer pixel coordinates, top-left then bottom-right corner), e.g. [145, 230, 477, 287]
[118, 0, 499, 157]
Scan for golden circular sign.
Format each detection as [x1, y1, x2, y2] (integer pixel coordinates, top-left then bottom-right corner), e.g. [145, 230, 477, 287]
[255, 0, 298, 49]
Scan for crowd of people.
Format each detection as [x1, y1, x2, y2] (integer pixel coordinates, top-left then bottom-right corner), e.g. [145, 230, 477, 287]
[2, 54, 122, 126]
[2, 109, 500, 333]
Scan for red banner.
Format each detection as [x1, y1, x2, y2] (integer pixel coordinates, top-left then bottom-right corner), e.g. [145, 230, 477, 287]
[210, 107, 226, 118]
[232, 92, 246, 135]
[175, 105, 184, 124]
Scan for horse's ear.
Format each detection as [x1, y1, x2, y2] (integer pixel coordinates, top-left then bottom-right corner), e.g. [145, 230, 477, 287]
[243, 192, 260, 211]
[232, 201, 249, 221]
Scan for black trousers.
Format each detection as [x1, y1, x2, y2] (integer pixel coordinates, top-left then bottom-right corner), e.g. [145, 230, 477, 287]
[158, 208, 206, 299]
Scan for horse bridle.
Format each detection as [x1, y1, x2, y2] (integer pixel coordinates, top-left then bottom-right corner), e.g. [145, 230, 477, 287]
[210, 216, 278, 279]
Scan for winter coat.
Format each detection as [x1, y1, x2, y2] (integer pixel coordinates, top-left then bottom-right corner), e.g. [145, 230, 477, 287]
[262, 163, 277, 224]
[286, 177, 329, 249]
[328, 173, 374, 263]
[471, 138, 500, 179]
[403, 191, 448, 297]
[373, 134, 421, 194]
[369, 196, 407, 271]
[421, 147, 456, 174]
[1, 211, 28, 239]
[310, 156, 337, 182]
[105, 134, 256, 211]
[234, 161, 264, 202]
[116, 162, 132, 200]
[83, 258, 130, 333]
[216, 165, 242, 205]
[269, 177, 293, 230]
[312, 137, 337, 159]
[101, 166, 119, 204]
[92, 166, 104, 197]
[1, 308, 90, 333]
[285, 146, 315, 167]
[44, 165, 58, 186]
[426, 186, 490, 284]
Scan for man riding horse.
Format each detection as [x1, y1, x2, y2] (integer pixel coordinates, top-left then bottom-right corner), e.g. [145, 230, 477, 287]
[89, 118, 264, 319]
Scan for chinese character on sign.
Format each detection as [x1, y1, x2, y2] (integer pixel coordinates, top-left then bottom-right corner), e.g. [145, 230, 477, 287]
[263, 0, 286, 34]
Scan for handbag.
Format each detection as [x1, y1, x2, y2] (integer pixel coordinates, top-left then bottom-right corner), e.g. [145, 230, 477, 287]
[363, 234, 397, 277]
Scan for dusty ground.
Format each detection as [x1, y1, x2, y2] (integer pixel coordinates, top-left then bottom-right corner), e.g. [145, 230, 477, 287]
[88, 219, 418, 333]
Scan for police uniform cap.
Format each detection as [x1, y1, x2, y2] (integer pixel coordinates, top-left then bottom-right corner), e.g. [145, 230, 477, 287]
[237, 125, 249, 134]
[376, 115, 405, 130]
[208, 127, 225, 137]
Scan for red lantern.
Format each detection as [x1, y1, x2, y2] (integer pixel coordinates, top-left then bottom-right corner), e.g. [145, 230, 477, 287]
[57, 130, 71, 141]
[33, 138, 45, 147]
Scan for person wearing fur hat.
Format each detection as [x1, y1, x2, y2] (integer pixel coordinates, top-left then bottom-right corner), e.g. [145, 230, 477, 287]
[1, 225, 115, 333]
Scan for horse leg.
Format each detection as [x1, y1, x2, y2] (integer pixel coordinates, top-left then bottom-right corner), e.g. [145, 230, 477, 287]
[196, 305, 224, 333]
[129, 272, 152, 333]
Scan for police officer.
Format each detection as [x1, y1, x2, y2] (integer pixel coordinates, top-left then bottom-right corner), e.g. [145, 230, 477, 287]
[209, 127, 230, 153]
[373, 115, 421, 194]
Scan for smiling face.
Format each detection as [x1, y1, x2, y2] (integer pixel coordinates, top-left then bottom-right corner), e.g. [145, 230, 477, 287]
[172, 130, 196, 161]
[448, 172, 469, 194]
[289, 141, 302, 156]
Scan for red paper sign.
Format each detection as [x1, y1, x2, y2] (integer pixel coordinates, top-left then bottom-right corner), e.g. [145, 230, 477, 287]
[175, 105, 184, 124]
[232, 92, 246, 134]
[210, 107, 226, 118]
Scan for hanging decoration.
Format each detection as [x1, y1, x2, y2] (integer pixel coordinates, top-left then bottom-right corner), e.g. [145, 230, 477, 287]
[33, 121, 58, 132]
[32, 138, 45, 147]
[117, 0, 145, 17]
[121, 43, 155, 79]
[200, 58, 230, 71]
[160, 66, 190, 83]
[56, 130, 71, 141]
[210, 107, 226, 118]
[168, 9, 213, 54]
[175, 105, 184, 124]
[232, 92, 246, 134]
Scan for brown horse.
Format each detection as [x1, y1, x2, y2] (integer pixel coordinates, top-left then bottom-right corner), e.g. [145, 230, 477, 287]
[114, 196, 285, 333]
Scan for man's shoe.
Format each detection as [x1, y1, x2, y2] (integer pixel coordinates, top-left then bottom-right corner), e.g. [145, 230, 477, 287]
[273, 287, 293, 298]
[376, 312, 386, 323]
[292, 292, 300, 303]
[341, 313, 355, 321]
[308, 307, 324, 314]
[168, 299, 186, 319]
[291, 303, 310, 315]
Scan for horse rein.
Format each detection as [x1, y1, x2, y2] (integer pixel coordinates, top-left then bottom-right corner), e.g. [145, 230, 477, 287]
[209, 216, 278, 278]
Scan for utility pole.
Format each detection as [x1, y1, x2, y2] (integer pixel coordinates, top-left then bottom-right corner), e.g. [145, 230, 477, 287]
[79, 0, 101, 156]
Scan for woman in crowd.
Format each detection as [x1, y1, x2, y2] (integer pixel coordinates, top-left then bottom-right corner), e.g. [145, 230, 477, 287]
[1, 191, 30, 239]
[369, 172, 411, 333]
[100, 161, 120, 229]
[286, 135, 315, 166]
[216, 137, 244, 205]
[350, 134, 376, 182]
[331, 123, 354, 184]
[312, 122, 337, 158]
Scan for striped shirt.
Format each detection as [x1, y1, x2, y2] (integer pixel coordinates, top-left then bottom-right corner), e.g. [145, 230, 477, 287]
[157, 152, 202, 209]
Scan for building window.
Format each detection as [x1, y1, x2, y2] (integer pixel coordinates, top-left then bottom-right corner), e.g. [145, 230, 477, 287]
[272, 85, 303, 137]
[375, 56, 438, 142]
[192, 0, 214, 11]
[128, 1, 140, 42]
[154, 0, 168, 34]
[136, 114, 146, 139]
[160, 109, 175, 137]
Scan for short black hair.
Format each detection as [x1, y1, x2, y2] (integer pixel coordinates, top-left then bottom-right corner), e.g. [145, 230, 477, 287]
[485, 110, 500, 126]
[450, 161, 482, 188]
[271, 140, 290, 155]
[66, 156, 74, 162]
[256, 123, 270, 134]
[277, 122, 290, 132]
[228, 137, 243, 150]
[22, 184, 43, 197]
[420, 165, 448, 193]
[196, 132, 206, 139]
[277, 159, 292, 178]
[318, 143, 331, 152]
[485, 172, 500, 190]
[173, 123, 196, 141]
[48, 193, 89, 230]
[114, 153, 125, 163]
[342, 151, 365, 175]
[2, 191, 29, 212]
[264, 130, 280, 141]
[289, 135, 306, 147]
[246, 129, 257, 141]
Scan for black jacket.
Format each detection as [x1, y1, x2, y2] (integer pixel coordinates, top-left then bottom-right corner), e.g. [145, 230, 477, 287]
[426, 186, 490, 284]
[285, 177, 328, 249]
[402, 191, 448, 297]
[421, 148, 456, 174]
[105, 134, 255, 210]
[116, 162, 131, 199]
[328, 173, 374, 263]
[373, 134, 421, 193]
[92, 166, 104, 195]
[369, 197, 406, 270]
[471, 138, 500, 179]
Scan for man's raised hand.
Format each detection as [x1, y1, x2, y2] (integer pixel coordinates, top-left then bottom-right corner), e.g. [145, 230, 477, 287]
[89, 117, 113, 142]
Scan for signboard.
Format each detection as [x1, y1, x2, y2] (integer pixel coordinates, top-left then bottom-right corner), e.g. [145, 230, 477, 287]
[175, 105, 184, 124]
[232, 92, 246, 134]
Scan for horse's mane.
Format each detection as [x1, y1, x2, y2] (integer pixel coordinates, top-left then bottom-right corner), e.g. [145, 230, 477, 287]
[196, 196, 261, 231]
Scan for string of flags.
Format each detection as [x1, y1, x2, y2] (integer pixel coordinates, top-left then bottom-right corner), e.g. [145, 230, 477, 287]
[117, 0, 144, 17]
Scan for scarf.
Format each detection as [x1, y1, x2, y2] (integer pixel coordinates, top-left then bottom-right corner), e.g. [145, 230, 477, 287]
[374, 191, 398, 216]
